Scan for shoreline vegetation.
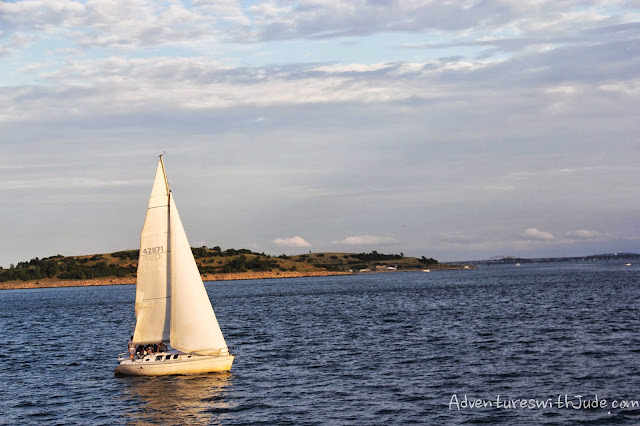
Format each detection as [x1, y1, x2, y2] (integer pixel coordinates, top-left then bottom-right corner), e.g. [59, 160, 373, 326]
[0, 247, 472, 291]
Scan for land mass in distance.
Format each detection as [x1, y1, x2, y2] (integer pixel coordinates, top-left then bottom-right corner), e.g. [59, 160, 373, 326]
[0, 247, 464, 290]
[463, 253, 640, 264]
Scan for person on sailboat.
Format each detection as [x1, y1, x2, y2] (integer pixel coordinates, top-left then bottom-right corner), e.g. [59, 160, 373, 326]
[128, 336, 135, 360]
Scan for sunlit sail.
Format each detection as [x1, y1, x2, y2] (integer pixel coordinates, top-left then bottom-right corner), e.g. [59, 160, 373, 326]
[115, 156, 233, 376]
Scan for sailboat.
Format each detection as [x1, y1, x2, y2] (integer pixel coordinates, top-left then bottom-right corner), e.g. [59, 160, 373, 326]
[115, 156, 234, 376]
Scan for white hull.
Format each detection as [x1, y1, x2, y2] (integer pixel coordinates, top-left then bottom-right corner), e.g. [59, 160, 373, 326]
[115, 352, 234, 376]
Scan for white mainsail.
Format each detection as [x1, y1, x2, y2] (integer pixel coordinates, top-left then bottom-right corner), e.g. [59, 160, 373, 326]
[132, 157, 228, 355]
[133, 161, 171, 344]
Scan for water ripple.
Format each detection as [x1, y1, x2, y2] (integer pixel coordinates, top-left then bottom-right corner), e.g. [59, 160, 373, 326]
[0, 263, 639, 424]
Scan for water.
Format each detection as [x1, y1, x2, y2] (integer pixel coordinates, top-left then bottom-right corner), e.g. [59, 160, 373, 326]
[1, 262, 639, 425]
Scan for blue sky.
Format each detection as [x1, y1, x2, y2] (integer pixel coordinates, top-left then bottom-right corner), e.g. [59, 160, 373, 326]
[1, 0, 639, 266]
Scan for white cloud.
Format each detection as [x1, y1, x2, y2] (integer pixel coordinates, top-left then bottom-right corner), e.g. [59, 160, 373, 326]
[1, 0, 629, 53]
[521, 228, 554, 241]
[1, 57, 445, 123]
[565, 229, 601, 240]
[337, 235, 399, 246]
[313, 62, 393, 73]
[0, 0, 86, 33]
[273, 236, 311, 247]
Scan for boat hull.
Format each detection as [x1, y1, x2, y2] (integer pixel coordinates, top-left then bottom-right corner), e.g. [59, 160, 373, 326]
[115, 354, 234, 376]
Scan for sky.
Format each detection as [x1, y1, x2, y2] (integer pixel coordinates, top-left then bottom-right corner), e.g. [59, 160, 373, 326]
[1, 0, 639, 266]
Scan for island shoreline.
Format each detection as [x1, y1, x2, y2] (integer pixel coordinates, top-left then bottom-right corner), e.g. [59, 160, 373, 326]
[0, 270, 352, 291]
[0, 267, 470, 291]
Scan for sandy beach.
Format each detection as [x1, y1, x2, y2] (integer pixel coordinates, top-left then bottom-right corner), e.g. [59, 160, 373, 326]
[0, 270, 353, 291]
[0, 266, 474, 291]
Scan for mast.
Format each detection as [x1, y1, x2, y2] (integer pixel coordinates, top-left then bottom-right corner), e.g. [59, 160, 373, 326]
[159, 154, 170, 197]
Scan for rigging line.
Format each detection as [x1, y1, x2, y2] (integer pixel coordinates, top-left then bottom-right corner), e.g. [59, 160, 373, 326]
[159, 155, 170, 195]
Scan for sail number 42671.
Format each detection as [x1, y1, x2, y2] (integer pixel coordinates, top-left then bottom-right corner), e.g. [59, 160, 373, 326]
[142, 246, 164, 255]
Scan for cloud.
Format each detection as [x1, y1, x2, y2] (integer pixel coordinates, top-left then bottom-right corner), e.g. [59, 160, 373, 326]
[2, 0, 632, 54]
[3, 21, 636, 125]
[273, 236, 311, 247]
[337, 235, 399, 246]
[2, 57, 467, 124]
[565, 229, 601, 240]
[0, 0, 209, 50]
[521, 228, 555, 241]
[242, 0, 555, 41]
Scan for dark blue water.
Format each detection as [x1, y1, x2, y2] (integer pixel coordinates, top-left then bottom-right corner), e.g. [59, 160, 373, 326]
[1, 262, 639, 425]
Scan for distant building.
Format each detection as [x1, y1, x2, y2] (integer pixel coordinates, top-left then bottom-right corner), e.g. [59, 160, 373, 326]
[374, 264, 397, 271]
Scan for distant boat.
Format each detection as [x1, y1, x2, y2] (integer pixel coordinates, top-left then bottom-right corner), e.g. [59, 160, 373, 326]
[515, 263, 521, 266]
[626, 263, 632, 266]
[422, 269, 430, 272]
[115, 156, 234, 376]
